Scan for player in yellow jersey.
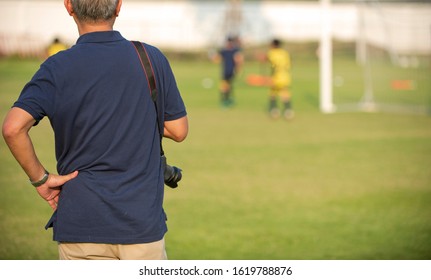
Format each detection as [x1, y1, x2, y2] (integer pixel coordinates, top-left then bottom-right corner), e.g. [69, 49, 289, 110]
[266, 39, 293, 119]
[46, 37, 68, 58]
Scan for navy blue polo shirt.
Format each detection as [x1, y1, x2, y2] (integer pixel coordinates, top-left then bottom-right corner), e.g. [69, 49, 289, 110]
[219, 47, 240, 80]
[13, 31, 186, 244]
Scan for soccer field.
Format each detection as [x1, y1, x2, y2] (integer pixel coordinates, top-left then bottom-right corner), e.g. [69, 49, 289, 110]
[0, 55, 430, 260]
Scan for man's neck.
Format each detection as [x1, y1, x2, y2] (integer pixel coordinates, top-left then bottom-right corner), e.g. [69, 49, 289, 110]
[76, 20, 115, 36]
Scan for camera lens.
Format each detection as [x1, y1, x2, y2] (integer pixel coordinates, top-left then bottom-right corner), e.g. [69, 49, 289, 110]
[164, 164, 182, 188]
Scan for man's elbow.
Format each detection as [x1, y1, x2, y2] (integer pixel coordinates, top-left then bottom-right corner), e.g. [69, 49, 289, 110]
[165, 116, 188, 142]
[2, 108, 35, 144]
[171, 130, 188, 142]
[2, 120, 17, 142]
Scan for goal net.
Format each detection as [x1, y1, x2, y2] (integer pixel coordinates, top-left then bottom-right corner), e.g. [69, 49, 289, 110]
[331, 1, 431, 115]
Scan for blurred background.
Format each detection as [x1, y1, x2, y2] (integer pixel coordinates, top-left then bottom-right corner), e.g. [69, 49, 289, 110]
[1, 0, 430, 114]
[0, 0, 430, 260]
[1, 0, 430, 53]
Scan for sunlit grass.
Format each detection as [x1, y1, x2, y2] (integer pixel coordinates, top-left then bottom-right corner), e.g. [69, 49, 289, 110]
[1, 55, 430, 259]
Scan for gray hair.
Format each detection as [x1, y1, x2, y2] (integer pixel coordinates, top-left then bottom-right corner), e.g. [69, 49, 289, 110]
[71, 0, 119, 22]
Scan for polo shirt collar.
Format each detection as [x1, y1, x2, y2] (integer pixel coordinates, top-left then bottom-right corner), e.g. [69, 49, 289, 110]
[76, 31, 125, 44]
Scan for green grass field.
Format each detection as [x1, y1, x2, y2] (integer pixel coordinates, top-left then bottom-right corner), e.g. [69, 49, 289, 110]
[1, 52, 430, 260]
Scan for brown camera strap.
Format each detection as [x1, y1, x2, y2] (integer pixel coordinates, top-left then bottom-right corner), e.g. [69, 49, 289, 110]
[131, 40, 164, 156]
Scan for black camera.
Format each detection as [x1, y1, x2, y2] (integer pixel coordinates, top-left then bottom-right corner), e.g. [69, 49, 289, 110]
[162, 155, 182, 188]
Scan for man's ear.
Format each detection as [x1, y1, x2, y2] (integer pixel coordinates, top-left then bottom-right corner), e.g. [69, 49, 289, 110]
[116, 0, 123, 17]
[64, 0, 74, 16]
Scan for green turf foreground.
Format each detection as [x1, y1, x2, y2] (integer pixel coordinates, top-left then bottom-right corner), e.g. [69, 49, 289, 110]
[1, 57, 430, 260]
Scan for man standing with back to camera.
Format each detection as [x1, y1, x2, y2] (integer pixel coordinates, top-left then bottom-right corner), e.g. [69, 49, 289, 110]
[2, 0, 188, 260]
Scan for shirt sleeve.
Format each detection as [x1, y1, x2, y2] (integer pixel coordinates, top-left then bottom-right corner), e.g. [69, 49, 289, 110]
[148, 45, 187, 122]
[162, 61, 187, 121]
[13, 62, 56, 125]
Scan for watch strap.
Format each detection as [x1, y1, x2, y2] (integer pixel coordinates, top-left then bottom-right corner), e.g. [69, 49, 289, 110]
[30, 170, 49, 187]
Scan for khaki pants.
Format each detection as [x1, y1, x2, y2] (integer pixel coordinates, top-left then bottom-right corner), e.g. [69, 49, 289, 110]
[58, 238, 167, 260]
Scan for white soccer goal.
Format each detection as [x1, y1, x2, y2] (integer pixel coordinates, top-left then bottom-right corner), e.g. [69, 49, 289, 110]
[321, 0, 431, 115]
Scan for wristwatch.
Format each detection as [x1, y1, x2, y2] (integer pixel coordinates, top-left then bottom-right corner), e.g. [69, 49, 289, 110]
[30, 170, 49, 187]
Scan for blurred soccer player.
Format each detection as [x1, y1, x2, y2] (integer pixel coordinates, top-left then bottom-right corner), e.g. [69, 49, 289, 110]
[46, 37, 68, 57]
[212, 36, 243, 108]
[266, 39, 293, 119]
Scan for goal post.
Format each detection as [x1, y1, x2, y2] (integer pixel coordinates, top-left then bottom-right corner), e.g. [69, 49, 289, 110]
[319, 0, 335, 113]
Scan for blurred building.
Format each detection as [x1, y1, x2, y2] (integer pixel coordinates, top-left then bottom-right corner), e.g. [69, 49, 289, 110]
[0, 0, 430, 57]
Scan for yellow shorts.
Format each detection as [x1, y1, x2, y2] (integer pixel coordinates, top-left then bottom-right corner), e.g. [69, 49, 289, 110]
[272, 72, 291, 90]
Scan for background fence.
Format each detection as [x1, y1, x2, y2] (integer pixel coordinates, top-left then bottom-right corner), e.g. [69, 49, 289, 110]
[0, 1, 430, 56]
